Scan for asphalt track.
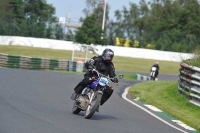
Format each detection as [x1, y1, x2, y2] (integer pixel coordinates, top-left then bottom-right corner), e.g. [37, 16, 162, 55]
[0, 68, 189, 133]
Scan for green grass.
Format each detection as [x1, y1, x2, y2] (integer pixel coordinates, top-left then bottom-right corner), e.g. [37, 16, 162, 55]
[113, 56, 180, 74]
[0, 45, 180, 74]
[129, 81, 200, 132]
[0, 45, 73, 60]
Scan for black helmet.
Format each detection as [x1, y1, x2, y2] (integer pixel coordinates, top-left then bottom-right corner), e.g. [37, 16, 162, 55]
[102, 48, 114, 63]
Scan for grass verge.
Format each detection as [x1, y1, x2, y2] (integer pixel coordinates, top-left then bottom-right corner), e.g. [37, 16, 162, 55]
[129, 81, 200, 132]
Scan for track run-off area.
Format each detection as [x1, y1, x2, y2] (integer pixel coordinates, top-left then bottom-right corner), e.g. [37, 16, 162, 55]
[0, 68, 191, 133]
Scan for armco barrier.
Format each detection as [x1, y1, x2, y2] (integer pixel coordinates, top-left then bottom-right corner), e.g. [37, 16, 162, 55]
[133, 73, 158, 81]
[0, 53, 86, 72]
[178, 62, 200, 107]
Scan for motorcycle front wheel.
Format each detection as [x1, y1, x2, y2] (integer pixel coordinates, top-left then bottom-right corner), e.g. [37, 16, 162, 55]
[150, 71, 155, 81]
[84, 92, 102, 119]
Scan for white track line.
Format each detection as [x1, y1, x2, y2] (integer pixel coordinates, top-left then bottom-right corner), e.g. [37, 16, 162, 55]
[122, 87, 188, 133]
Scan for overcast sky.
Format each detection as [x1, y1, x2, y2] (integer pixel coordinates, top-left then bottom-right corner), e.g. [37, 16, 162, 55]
[46, 0, 140, 22]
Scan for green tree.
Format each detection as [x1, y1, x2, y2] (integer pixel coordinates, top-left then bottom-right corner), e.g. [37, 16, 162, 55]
[0, 0, 13, 19]
[45, 24, 54, 39]
[54, 23, 64, 40]
[75, 14, 106, 45]
[106, 20, 116, 45]
[0, 0, 14, 35]
[65, 29, 74, 41]
[23, 0, 56, 37]
[0, 0, 57, 37]
[107, 2, 140, 47]
[82, 0, 110, 24]
[82, 0, 110, 45]
[129, 0, 200, 52]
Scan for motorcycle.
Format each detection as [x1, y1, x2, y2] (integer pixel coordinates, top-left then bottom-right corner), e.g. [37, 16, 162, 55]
[150, 66, 157, 81]
[72, 69, 123, 119]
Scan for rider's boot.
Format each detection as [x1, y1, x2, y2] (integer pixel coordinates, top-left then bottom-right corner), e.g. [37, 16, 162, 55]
[96, 104, 99, 112]
[71, 92, 78, 100]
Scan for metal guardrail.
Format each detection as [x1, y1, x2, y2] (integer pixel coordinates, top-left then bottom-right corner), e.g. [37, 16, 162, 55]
[178, 62, 200, 107]
[0, 53, 86, 72]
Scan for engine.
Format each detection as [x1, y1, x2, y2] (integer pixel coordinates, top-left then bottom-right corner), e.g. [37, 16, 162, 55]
[77, 95, 90, 110]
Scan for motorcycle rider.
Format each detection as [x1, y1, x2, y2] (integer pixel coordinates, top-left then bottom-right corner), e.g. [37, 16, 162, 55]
[71, 48, 118, 106]
[151, 61, 160, 78]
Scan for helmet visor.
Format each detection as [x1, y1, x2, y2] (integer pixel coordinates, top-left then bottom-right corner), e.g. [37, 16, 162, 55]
[105, 55, 111, 60]
[104, 53, 113, 61]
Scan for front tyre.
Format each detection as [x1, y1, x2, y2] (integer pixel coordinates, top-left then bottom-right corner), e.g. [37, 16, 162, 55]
[72, 101, 81, 114]
[150, 71, 155, 81]
[84, 93, 102, 119]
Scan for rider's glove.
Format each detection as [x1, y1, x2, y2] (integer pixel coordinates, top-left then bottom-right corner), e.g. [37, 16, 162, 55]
[111, 77, 118, 83]
[87, 65, 94, 71]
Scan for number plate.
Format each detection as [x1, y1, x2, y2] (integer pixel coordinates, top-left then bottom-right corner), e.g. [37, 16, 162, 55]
[99, 77, 108, 86]
[152, 67, 157, 71]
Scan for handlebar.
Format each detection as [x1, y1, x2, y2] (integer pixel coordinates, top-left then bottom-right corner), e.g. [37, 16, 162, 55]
[90, 69, 114, 80]
[90, 69, 123, 81]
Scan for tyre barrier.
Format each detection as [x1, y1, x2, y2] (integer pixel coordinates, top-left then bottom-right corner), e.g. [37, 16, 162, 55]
[0, 53, 86, 72]
[133, 73, 158, 81]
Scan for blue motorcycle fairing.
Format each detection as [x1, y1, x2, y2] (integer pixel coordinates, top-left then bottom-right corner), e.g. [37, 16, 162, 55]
[90, 79, 99, 89]
[90, 79, 107, 90]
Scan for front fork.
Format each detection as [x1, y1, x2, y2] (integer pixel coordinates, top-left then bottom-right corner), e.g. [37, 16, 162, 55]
[83, 85, 103, 105]
[89, 92, 95, 104]
[89, 91, 103, 105]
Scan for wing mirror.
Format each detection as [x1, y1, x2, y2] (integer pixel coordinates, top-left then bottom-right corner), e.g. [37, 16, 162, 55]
[118, 74, 123, 79]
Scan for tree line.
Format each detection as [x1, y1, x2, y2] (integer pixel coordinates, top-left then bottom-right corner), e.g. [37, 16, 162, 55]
[80, 0, 200, 53]
[0, 0, 65, 39]
[1, 0, 200, 53]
